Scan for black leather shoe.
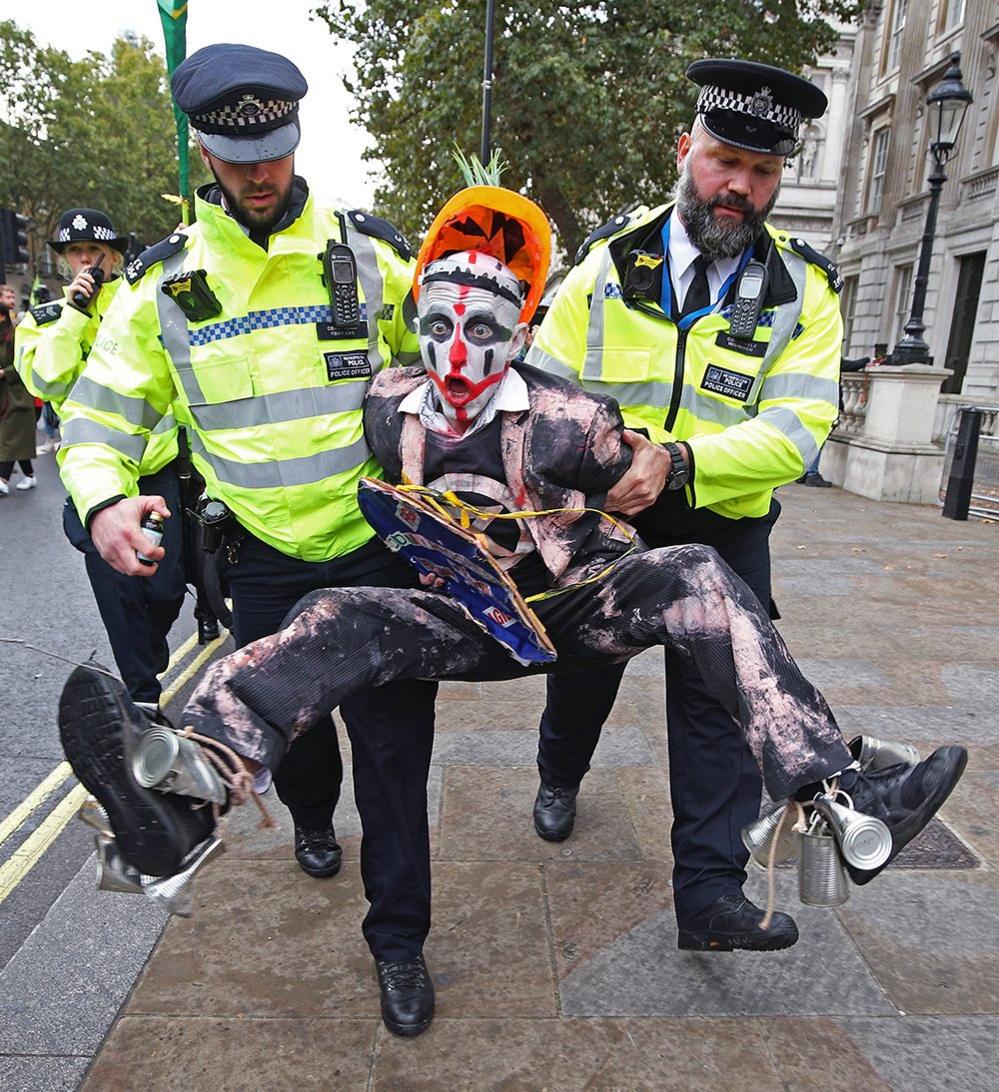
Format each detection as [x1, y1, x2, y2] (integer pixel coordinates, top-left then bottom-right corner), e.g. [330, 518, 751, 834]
[677, 894, 799, 952]
[294, 825, 342, 878]
[533, 781, 578, 842]
[59, 665, 215, 877]
[376, 954, 435, 1036]
[839, 745, 968, 885]
[804, 472, 833, 487]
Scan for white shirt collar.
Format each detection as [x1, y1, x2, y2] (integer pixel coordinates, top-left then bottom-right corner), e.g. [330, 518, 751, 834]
[397, 367, 529, 438]
[668, 211, 701, 282]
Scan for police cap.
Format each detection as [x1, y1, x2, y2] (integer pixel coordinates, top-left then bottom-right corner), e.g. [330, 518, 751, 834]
[49, 208, 129, 254]
[171, 44, 308, 164]
[686, 59, 827, 158]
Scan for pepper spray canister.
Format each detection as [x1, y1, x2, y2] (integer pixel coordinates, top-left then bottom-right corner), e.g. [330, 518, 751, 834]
[137, 512, 164, 567]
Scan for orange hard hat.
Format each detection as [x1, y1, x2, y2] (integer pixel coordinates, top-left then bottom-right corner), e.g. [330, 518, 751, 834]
[413, 185, 552, 323]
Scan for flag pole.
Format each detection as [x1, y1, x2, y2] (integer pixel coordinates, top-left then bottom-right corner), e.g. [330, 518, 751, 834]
[157, 1, 191, 224]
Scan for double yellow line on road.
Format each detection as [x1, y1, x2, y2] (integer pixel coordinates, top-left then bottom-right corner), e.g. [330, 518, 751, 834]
[0, 627, 229, 906]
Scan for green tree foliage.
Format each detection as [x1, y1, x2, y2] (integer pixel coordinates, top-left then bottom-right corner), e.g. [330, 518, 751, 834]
[315, 0, 860, 258]
[0, 20, 206, 250]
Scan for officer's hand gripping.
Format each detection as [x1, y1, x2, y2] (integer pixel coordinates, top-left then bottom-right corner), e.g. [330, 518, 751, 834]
[606, 430, 671, 516]
[90, 496, 171, 577]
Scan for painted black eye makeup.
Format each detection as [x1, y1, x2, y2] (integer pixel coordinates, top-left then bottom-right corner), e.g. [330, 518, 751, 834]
[420, 313, 454, 340]
[463, 311, 512, 344]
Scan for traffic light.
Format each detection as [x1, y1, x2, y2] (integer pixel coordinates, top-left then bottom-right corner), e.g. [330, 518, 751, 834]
[0, 209, 29, 266]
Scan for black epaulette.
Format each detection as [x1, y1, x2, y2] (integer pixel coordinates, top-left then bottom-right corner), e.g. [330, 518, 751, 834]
[575, 211, 635, 265]
[29, 301, 63, 325]
[124, 231, 188, 285]
[346, 210, 412, 261]
[788, 236, 843, 294]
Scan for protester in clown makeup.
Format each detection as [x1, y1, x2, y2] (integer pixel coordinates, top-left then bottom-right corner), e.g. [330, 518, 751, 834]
[57, 184, 967, 1036]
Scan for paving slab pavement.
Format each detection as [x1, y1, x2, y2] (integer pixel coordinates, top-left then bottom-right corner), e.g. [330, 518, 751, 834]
[72, 486, 999, 1090]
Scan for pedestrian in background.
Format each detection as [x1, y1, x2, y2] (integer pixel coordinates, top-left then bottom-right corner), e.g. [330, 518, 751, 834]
[0, 283, 37, 495]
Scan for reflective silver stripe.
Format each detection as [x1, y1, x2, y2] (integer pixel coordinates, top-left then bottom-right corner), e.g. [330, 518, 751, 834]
[524, 346, 577, 381]
[155, 251, 207, 405]
[189, 431, 371, 489]
[69, 375, 164, 430]
[152, 413, 177, 435]
[583, 250, 613, 378]
[678, 385, 747, 427]
[190, 381, 368, 432]
[343, 220, 384, 364]
[747, 250, 808, 402]
[760, 373, 838, 405]
[757, 405, 818, 466]
[25, 372, 72, 402]
[61, 419, 148, 463]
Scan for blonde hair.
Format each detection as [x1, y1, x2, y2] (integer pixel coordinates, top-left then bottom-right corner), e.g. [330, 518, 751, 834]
[58, 245, 124, 281]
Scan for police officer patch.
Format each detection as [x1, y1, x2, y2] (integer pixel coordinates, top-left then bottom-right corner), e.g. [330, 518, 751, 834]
[324, 350, 372, 381]
[701, 364, 754, 401]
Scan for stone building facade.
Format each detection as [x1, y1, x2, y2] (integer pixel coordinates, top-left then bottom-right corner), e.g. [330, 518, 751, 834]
[832, 0, 999, 399]
[771, 26, 858, 253]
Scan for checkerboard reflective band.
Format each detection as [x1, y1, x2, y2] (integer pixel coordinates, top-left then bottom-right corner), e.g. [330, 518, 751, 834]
[192, 96, 296, 130]
[189, 303, 368, 346]
[696, 84, 801, 134]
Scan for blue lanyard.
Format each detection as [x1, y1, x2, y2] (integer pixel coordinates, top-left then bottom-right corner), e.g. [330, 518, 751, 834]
[660, 214, 753, 330]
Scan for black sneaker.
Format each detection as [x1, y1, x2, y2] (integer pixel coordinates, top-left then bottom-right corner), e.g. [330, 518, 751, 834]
[294, 825, 342, 878]
[533, 781, 578, 842]
[376, 954, 435, 1036]
[59, 665, 215, 877]
[840, 745, 968, 885]
[677, 894, 799, 952]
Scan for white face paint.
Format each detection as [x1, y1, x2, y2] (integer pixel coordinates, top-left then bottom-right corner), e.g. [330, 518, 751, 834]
[417, 251, 527, 432]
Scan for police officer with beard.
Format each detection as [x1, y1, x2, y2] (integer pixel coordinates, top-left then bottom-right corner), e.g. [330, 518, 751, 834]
[527, 60, 842, 952]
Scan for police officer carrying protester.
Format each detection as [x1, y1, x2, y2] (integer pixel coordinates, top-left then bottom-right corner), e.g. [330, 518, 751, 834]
[527, 60, 842, 952]
[57, 45, 439, 1034]
[16, 209, 187, 707]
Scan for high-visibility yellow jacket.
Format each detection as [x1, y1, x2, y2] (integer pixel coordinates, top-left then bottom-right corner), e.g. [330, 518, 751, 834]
[57, 183, 421, 561]
[15, 278, 179, 476]
[527, 203, 842, 520]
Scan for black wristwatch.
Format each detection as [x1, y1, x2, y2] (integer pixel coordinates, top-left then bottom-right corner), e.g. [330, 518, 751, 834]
[663, 442, 690, 491]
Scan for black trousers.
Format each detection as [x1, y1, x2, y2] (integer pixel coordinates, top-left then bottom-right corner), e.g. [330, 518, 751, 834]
[63, 464, 186, 703]
[221, 532, 438, 962]
[538, 494, 782, 924]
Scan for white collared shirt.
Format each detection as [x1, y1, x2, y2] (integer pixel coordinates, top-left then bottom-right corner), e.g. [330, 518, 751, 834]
[668, 213, 741, 313]
[397, 367, 530, 439]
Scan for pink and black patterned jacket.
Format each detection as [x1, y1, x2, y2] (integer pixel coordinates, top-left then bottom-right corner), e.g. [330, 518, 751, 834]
[363, 362, 641, 586]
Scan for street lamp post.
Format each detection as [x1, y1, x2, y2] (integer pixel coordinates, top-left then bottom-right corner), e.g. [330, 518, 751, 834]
[480, 0, 496, 164]
[891, 56, 973, 366]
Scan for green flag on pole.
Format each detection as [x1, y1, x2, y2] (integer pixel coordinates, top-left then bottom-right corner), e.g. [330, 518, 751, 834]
[157, 0, 190, 221]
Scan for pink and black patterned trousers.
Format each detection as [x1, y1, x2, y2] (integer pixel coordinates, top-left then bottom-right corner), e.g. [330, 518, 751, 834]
[183, 543, 852, 802]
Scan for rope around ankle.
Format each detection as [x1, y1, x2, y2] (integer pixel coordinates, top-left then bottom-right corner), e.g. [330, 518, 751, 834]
[180, 727, 275, 828]
[760, 799, 807, 931]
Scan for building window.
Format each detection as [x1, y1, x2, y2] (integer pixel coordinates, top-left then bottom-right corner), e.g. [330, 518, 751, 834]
[867, 128, 891, 214]
[840, 275, 859, 351]
[938, 0, 965, 35]
[892, 264, 913, 343]
[883, 0, 907, 73]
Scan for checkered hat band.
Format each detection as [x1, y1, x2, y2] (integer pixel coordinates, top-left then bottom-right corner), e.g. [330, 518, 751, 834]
[58, 224, 116, 242]
[192, 97, 296, 132]
[696, 84, 801, 134]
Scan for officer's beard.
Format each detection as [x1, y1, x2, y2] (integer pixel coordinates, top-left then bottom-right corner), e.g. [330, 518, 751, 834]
[676, 163, 780, 263]
[213, 172, 294, 234]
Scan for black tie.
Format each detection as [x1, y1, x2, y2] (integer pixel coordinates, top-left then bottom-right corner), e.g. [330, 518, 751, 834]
[682, 255, 711, 318]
